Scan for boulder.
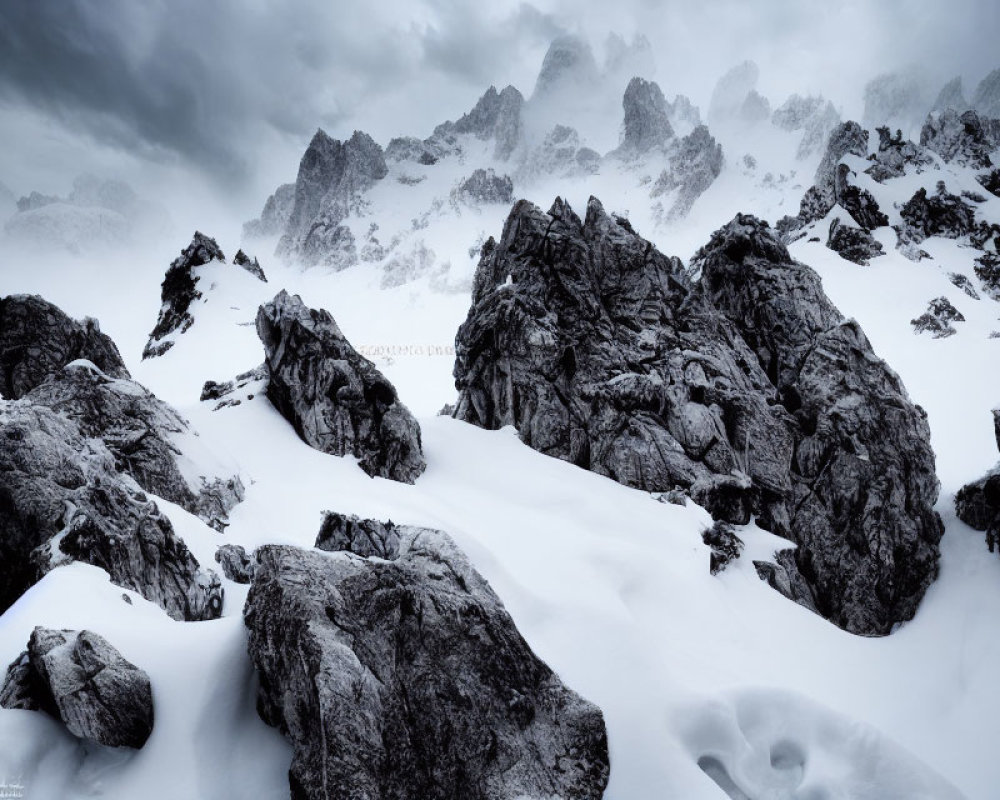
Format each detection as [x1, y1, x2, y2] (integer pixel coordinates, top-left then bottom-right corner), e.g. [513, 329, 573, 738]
[244, 525, 609, 800]
[911, 297, 965, 338]
[0, 628, 153, 749]
[702, 522, 744, 575]
[955, 407, 1000, 540]
[315, 511, 399, 558]
[0, 402, 223, 620]
[0, 294, 128, 399]
[826, 217, 885, 265]
[452, 169, 514, 206]
[453, 199, 942, 634]
[977, 168, 1000, 199]
[256, 290, 426, 483]
[897, 181, 977, 246]
[215, 544, 254, 584]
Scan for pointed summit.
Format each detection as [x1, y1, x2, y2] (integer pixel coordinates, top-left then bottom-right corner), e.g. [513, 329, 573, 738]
[532, 35, 600, 100]
[615, 77, 674, 156]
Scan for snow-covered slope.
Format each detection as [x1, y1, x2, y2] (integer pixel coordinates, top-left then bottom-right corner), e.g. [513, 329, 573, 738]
[3, 48, 1000, 800]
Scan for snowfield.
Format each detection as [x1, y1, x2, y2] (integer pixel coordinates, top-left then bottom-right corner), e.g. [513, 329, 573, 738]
[2, 92, 1000, 800]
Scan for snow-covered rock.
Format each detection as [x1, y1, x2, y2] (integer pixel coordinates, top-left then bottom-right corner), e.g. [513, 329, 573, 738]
[920, 109, 996, 169]
[613, 77, 674, 158]
[651, 125, 723, 221]
[911, 296, 965, 338]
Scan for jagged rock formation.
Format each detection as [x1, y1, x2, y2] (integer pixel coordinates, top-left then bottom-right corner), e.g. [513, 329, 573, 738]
[0, 402, 222, 619]
[827, 217, 884, 265]
[276, 130, 387, 267]
[614, 77, 674, 157]
[920, 109, 995, 169]
[233, 249, 267, 281]
[897, 181, 977, 247]
[244, 525, 610, 800]
[911, 297, 965, 338]
[866, 127, 934, 182]
[256, 290, 425, 483]
[949, 273, 980, 299]
[243, 183, 295, 239]
[215, 544, 254, 584]
[702, 522, 744, 575]
[431, 85, 524, 161]
[932, 77, 971, 113]
[976, 253, 1000, 300]
[315, 511, 400, 558]
[522, 125, 600, 179]
[452, 169, 514, 206]
[651, 126, 723, 221]
[385, 136, 441, 165]
[708, 61, 759, 125]
[0, 628, 154, 749]
[26, 361, 244, 531]
[956, 409, 1000, 536]
[973, 68, 1000, 119]
[453, 199, 942, 634]
[666, 94, 702, 135]
[201, 364, 268, 410]
[978, 168, 1000, 198]
[143, 232, 226, 358]
[0, 294, 128, 399]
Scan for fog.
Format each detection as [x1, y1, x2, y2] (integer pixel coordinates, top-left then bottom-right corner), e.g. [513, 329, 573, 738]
[0, 0, 995, 232]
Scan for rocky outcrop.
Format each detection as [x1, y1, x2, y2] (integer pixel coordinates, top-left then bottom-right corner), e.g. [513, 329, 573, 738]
[956, 409, 1000, 539]
[827, 217, 884, 265]
[201, 364, 268, 410]
[897, 181, 977, 246]
[452, 168, 514, 206]
[233, 249, 267, 281]
[244, 526, 609, 800]
[0, 403, 222, 618]
[702, 522, 744, 575]
[978, 168, 1000, 198]
[256, 290, 425, 483]
[243, 183, 295, 240]
[431, 85, 524, 161]
[26, 361, 244, 530]
[614, 77, 674, 157]
[215, 544, 254, 584]
[522, 125, 600, 179]
[651, 125, 723, 221]
[315, 511, 400, 558]
[973, 68, 1000, 119]
[0, 294, 128, 399]
[453, 199, 942, 634]
[949, 272, 980, 299]
[143, 231, 226, 358]
[975, 252, 1000, 300]
[0, 627, 153, 749]
[276, 130, 387, 267]
[911, 297, 965, 338]
[920, 109, 995, 169]
[865, 127, 934, 182]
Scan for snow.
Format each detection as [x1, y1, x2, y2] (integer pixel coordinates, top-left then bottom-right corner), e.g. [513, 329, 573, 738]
[2, 112, 1000, 800]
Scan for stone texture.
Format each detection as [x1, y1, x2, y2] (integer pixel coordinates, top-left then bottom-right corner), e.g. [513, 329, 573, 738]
[452, 169, 514, 206]
[0, 294, 128, 399]
[651, 125, 724, 221]
[256, 290, 426, 483]
[26, 361, 244, 531]
[315, 511, 400, 559]
[911, 297, 965, 338]
[956, 407, 1000, 545]
[143, 231, 226, 358]
[865, 127, 934, 183]
[0, 628, 153, 749]
[826, 218, 884, 265]
[244, 526, 609, 800]
[976, 168, 1000, 199]
[243, 183, 295, 240]
[215, 544, 254, 584]
[233, 249, 267, 281]
[702, 521, 744, 575]
[920, 109, 995, 169]
[949, 273, 980, 299]
[615, 77, 674, 157]
[0, 402, 223, 620]
[453, 198, 942, 634]
[431, 85, 524, 161]
[897, 181, 977, 247]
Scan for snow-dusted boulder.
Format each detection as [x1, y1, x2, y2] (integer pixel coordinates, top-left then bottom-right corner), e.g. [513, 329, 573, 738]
[256, 290, 426, 483]
[897, 181, 977, 246]
[826, 217, 884, 265]
[956, 409, 1000, 537]
[865, 126, 934, 182]
[0, 294, 128, 399]
[454, 199, 942, 634]
[451, 168, 514, 206]
[911, 297, 965, 338]
[244, 525, 610, 800]
[920, 109, 995, 169]
[315, 511, 400, 559]
[0, 402, 222, 619]
[0, 628, 154, 749]
[215, 543, 254, 584]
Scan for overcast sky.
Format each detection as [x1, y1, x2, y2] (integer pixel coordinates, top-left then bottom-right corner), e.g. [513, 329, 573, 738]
[0, 0, 996, 218]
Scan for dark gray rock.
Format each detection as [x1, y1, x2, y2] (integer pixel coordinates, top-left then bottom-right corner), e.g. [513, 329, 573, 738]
[244, 527, 609, 800]
[702, 521, 744, 575]
[865, 127, 934, 182]
[452, 169, 514, 206]
[143, 231, 226, 359]
[26, 361, 244, 531]
[973, 68, 1000, 119]
[932, 76, 971, 113]
[201, 364, 268, 409]
[454, 200, 942, 634]
[233, 249, 267, 281]
[0, 628, 153, 749]
[956, 407, 1000, 547]
[215, 544, 254, 584]
[897, 181, 977, 247]
[977, 168, 1000, 198]
[277, 130, 387, 267]
[911, 297, 965, 338]
[827, 218, 884, 265]
[432, 85, 524, 161]
[975, 252, 1000, 300]
[920, 109, 995, 169]
[0, 402, 223, 620]
[0, 294, 128, 399]
[315, 511, 399, 559]
[651, 125, 724, 221]
[616, 77, 674, 157]
[256, 290, 426, 483]
[243, 183, 295, 240]
[949, 273, 980, 299]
